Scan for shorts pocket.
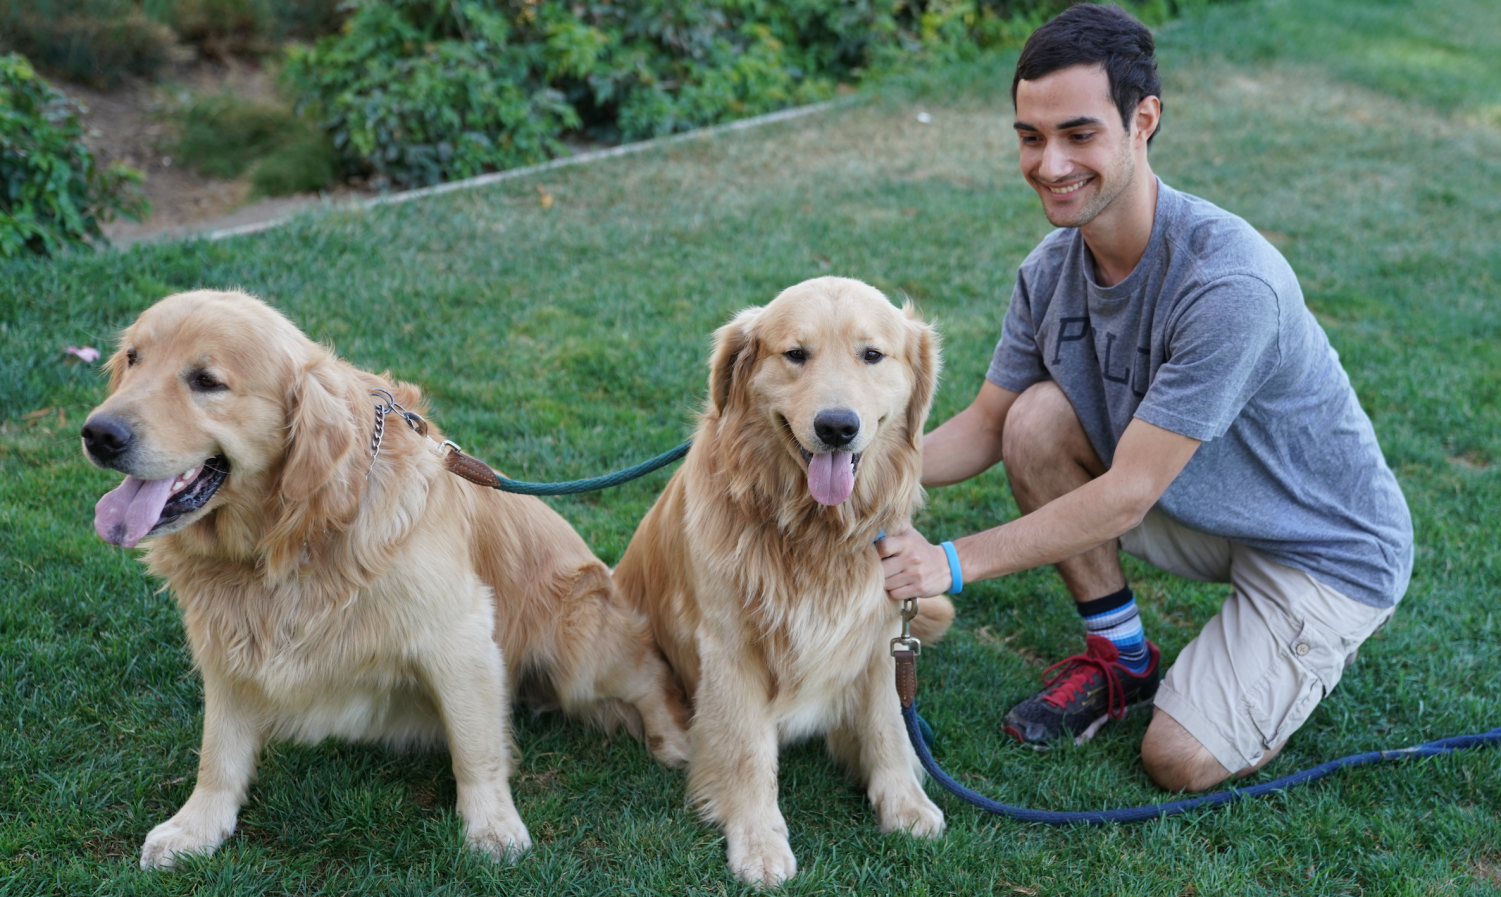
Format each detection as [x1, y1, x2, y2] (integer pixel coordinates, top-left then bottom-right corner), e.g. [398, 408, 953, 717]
[1241, 617, 1334, 749]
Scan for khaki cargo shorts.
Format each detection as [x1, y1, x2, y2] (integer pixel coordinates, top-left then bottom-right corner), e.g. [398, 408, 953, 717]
[1119, 509, 1395, 773]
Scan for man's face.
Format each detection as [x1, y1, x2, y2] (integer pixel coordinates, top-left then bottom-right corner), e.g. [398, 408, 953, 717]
[1014, 64, 1145, 229]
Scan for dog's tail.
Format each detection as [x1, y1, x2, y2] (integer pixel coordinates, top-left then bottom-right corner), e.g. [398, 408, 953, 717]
[910, 594, 956, 645]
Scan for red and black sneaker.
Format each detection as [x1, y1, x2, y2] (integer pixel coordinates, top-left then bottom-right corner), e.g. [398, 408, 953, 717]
[1002, 634, 1161, 746]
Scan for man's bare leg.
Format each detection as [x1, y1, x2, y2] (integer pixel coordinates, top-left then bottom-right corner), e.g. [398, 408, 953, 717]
[1001, 380, 1124, 604]
[1141, 708, 1285, 792]
[1002, 381, 1248, 784]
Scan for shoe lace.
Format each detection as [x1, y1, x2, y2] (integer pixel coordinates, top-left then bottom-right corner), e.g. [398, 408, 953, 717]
[1039, 649, 1127, 720]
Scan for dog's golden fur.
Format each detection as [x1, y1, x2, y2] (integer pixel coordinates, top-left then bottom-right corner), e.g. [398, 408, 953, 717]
[84, 290, 688, 870]
[614, 277, 954, 887]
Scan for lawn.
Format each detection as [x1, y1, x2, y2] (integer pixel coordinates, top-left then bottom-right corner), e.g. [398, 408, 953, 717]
[3, 0, 1500, 893]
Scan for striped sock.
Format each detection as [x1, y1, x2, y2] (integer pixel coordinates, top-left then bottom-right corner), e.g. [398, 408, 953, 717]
[1077, 586, 1150, 674]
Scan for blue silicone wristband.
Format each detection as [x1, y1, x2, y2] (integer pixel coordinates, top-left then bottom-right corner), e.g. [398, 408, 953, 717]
[940, 541, 962, 594]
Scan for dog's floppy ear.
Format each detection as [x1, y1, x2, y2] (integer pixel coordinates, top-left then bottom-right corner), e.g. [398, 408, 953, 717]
[263, 352, 360, 577]
[902, 301, 942, 449]
[103, 323, 141, 393]
[709, 307, 762, 415]
[280, 358, 355, 501]
[103, 345, 128, 394]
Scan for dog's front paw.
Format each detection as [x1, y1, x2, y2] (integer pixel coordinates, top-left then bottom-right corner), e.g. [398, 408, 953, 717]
[725, 824, 797, 889]
[465, 813, 533, 863]
[139, 815, 233, 870]
[876, 790, 945, 839]
[647, 727, 691, 769]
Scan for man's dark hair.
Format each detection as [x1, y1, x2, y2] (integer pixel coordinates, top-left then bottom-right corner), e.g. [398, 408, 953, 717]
[1011, 3, 1162, 142]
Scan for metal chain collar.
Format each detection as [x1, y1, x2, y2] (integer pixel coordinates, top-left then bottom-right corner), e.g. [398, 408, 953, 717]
[368, 388, 432, 477]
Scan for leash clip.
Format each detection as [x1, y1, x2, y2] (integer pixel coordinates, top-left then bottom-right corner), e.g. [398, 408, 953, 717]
[369, 388, 434, 477]
[372, 388, 428, 437]
[890, 597, 921, 656]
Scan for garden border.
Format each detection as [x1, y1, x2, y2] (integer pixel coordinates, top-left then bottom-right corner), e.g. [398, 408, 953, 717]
[201, 98, 854, 243]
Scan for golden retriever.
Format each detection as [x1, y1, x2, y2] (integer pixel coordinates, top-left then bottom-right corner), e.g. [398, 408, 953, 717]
[613, 276, 955, 887]
[81, 290, 689, 870]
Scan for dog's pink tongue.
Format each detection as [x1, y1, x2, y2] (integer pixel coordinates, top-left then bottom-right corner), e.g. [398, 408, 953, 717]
[94, 475, 176, 548]
[807, 451, 855, 506]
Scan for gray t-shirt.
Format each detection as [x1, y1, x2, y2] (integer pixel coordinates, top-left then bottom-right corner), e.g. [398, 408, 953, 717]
[987, 180, 1412, 609]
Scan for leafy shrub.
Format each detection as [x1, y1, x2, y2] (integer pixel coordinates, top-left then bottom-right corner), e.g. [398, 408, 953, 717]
[0, 53, 147, 256]
[0, 0, 174, 88]
[247, 129, 340, 197]
[141, 0, 345, 57]
[286, 0, 1210, 190]
[286, 0, 942, 189]
[148, 0, 274, 57]
[283, 1, 582, 189]
[0, 0, 346, 86]
[173, 93, 339, 196]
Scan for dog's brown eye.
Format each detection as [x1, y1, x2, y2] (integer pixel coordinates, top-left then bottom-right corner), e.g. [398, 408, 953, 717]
[190, 372, 225, 391]
[785, 348, 808, 364]
[862, 349, 884, 364]
[125, 348, 138, 367]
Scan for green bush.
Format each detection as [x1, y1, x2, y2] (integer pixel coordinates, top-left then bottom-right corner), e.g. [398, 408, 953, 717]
[282, 0, 975, 188]
[283, 1, 581, 189]
[141, 0, 345, 57]
[0, 53, 146, 257]
[172, 93, 339, 196]
[0, 0, 346, 86]
[0, 0, 174, 88]
[284, 0, 1209, 190]
[149, 0, 274, 57]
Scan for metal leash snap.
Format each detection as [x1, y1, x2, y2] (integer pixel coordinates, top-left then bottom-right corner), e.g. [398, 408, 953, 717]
[369, 389, 434, 477]
[890, 596, 921, 656]
[371, 388, 428, 437]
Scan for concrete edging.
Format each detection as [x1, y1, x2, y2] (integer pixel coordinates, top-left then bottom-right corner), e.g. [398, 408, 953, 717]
[202, 98, 854, 243]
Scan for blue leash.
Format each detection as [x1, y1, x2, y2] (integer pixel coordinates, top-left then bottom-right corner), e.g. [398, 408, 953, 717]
[891, 649, 1501, 824]
[434, 427, 1501, 820]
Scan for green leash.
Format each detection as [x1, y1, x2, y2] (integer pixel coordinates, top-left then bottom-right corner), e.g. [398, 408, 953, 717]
[368, 390, 693, 496]
[444, 438, 692, 495]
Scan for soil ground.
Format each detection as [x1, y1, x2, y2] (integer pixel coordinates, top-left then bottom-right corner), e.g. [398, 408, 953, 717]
[58, 57, 342, 248]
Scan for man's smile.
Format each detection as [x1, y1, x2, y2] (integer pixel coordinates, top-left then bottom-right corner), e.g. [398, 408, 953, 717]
[1045, 177, 1093, 195]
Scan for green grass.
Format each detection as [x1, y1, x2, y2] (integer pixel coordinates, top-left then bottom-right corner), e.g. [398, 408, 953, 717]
[4, 0, 1501, 892]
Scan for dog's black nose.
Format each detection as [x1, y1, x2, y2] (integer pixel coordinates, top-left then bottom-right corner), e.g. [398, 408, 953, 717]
[814, 409, 861, 449]
[81, 416, 134, 462]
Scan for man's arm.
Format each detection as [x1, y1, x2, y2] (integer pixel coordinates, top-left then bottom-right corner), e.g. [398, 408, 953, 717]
[922, 380, 1019, 487]
[882, 417, 1201, 599]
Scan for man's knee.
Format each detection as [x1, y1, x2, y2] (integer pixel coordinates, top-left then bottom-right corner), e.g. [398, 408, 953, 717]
[1000, 381, 1097, 476]
[1140, 708, 1233, 793]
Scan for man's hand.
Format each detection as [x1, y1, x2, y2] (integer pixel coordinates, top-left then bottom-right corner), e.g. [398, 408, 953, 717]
[878, 526, 957, 601]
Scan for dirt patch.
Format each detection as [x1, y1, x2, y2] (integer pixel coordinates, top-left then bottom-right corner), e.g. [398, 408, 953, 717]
[56, 57, 338, 248]
[1473, 855, 1501, 887]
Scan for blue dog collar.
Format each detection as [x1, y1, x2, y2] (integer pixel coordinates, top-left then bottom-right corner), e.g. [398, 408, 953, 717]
[940, 540, 962, 594]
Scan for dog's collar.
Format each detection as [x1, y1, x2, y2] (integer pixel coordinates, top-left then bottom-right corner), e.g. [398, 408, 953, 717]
[368, 388, 455, 477]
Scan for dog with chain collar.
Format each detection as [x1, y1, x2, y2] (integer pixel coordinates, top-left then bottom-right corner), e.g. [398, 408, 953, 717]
[82, 289, 690, 869]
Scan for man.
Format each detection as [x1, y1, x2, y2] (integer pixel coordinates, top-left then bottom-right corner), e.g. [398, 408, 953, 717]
[877, 3, 1412, 792]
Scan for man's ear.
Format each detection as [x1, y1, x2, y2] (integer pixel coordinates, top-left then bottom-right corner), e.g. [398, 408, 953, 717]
[1135, 95, 1161, 144]
[902, 302, 942, 450]
[709, 307, 762, 415]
